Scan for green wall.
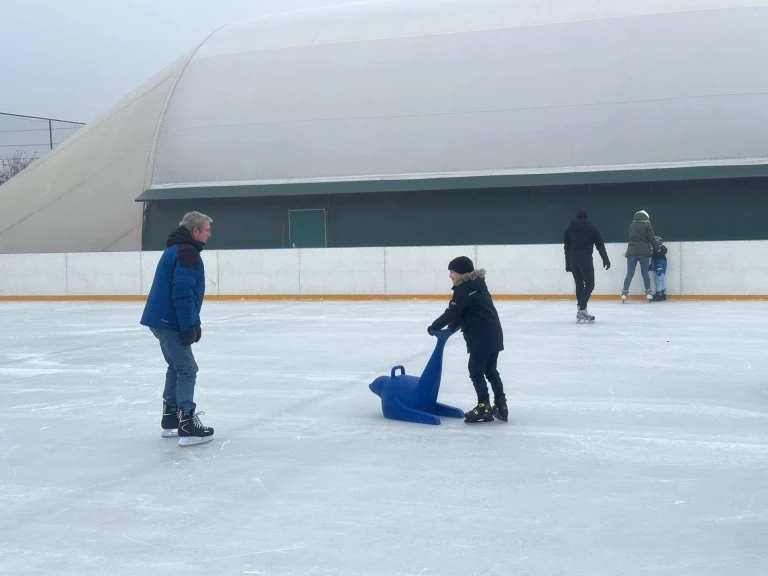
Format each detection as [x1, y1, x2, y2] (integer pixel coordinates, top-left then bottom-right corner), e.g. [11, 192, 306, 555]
[141, 176, 768, 250]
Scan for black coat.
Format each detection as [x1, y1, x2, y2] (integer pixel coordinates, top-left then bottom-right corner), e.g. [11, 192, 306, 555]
[564, 217, 609, 269]
[429, 269, 504, 354]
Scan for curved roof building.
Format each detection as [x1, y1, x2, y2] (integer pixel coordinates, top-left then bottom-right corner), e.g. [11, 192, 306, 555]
[2, 0, 768, 252]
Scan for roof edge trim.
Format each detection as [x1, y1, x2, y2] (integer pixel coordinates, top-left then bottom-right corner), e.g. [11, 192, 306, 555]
[136, 161, 768, 201]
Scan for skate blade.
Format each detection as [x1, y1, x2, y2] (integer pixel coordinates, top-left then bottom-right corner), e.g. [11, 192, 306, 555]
[161, 429, 177, 438]
[178, 435, 214, 447]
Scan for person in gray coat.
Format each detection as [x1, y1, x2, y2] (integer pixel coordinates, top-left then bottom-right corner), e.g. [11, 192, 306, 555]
[621, 210, 661, 302]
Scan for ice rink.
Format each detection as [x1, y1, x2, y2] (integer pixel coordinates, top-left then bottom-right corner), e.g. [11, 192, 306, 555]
[1, 299, 767, 576]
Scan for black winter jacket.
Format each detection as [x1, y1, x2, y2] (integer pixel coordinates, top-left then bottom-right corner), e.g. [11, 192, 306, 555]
[429, 269, 504, 354]
[564, 217, 609, 269]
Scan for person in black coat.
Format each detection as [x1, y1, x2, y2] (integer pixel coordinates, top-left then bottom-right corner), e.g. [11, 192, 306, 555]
[564, 209, 610, 322]
[428, 256, 507, 423]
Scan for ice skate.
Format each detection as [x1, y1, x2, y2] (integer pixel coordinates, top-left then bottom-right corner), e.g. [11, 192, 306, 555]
[645, 288, 653, 302]
[464, 402, 494, 423]
[620, 289, 628, 303]
[492, 397, 509, 422]
[161, 401, 178, 438]
[178, 408, 214, 446]
[577, 308, 595, 323]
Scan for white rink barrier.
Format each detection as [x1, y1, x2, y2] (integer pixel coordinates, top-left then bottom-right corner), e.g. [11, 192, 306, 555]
[0, 241, 766, 299]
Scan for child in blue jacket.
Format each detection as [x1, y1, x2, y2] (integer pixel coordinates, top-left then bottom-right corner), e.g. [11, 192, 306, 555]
[649, 236, 668, 301]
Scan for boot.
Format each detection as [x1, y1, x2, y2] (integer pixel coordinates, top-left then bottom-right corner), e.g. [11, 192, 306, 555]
[178, 407, 215, 446]
[161, 401, 178, 438]
[658, 290, 667, 301]
[577, 308, 595, 323]
[492, 396, 509, 422]
[464, 402, 494, 423]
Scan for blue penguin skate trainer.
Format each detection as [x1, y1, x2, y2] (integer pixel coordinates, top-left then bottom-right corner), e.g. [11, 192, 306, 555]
[369, 328, 464, 425]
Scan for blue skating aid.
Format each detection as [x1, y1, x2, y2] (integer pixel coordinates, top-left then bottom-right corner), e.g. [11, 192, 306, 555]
[369, 328, 464, 425]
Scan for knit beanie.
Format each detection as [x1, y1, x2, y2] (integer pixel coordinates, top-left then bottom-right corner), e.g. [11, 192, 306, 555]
[448, 256, 474, 275]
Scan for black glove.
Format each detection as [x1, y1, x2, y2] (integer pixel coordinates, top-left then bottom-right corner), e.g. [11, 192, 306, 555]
[565, 264, 571, 273]
[180, 329, 196, 346]
[427, 325, 438, 335]
[603, 260, 611, 270]
[194, 325, 202, 343]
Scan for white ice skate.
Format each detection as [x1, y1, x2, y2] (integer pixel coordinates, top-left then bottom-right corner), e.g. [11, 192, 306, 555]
[620, 290, 628, 303]
[577, 309, 595, 323]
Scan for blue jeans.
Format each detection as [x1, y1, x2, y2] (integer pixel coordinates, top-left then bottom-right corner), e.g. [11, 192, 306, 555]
[623, 256, 651, 291]
[150, 327, 198, 413]
[655, 271, 666, 293]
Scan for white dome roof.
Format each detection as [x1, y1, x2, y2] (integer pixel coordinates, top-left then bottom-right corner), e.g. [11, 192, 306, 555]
[151, 0, 768, 188]
[2, 0, 768, 252]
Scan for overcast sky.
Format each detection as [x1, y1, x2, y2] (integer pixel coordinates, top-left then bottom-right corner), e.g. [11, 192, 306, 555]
[0, 0, 361, 123]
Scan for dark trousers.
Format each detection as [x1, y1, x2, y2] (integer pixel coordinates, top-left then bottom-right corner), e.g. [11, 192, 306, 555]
[571, 265, 595, 310]
[468, 351, 505, 405]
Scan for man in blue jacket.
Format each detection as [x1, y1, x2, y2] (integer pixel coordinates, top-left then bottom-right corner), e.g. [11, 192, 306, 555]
[141, 211, 214, 446]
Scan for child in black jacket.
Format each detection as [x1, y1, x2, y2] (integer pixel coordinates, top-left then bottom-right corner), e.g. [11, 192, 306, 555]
[428, 256, 507, 423]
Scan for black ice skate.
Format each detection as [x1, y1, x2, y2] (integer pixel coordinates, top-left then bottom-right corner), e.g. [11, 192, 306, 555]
[576, 308, 595, 323]
[161, 401, 179, 438]
[492, 398, 509, 422]
[464, 402, 494, 423]
[652, 290, 667, 301]
[178, 408, 214, 446]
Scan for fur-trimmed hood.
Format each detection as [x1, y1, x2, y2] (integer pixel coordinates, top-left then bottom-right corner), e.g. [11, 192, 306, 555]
[453, 268, 486, 287]
[633, 210, 650, 222]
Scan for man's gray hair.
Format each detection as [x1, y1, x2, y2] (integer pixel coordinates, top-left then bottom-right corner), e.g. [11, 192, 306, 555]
[179, 211, 213, 232]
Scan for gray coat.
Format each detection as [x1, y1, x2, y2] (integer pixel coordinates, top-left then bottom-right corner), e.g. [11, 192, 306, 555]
[625, 211, 661, 257]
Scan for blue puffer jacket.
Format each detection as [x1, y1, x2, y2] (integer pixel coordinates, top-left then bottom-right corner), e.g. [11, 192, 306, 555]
[650, 244, 668, 275]
[140, 227, 205, 332]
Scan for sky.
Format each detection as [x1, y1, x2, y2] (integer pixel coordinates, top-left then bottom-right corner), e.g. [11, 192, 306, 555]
[0, 0, 362, 123]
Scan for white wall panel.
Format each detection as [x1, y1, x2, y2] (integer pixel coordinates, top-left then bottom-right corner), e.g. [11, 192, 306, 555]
[140, 252, 162, 295]
[66, 252, 141, 295]
[478, 244, 570, 295]
[384, 246, 477, 294]
[218, 249, 300, 295]
[299, 248, 385, 294]
[680, 241, 768, 295]
[0, 253, 66, 296]
[1, 242, 767, 298]
[200, 251, 219, 296]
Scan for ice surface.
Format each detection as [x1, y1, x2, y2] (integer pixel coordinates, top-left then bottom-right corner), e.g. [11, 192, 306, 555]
[1, 300, 767, 575]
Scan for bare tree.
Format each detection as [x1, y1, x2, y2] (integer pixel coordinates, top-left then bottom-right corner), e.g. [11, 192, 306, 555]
[0, 150, 38, 185]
